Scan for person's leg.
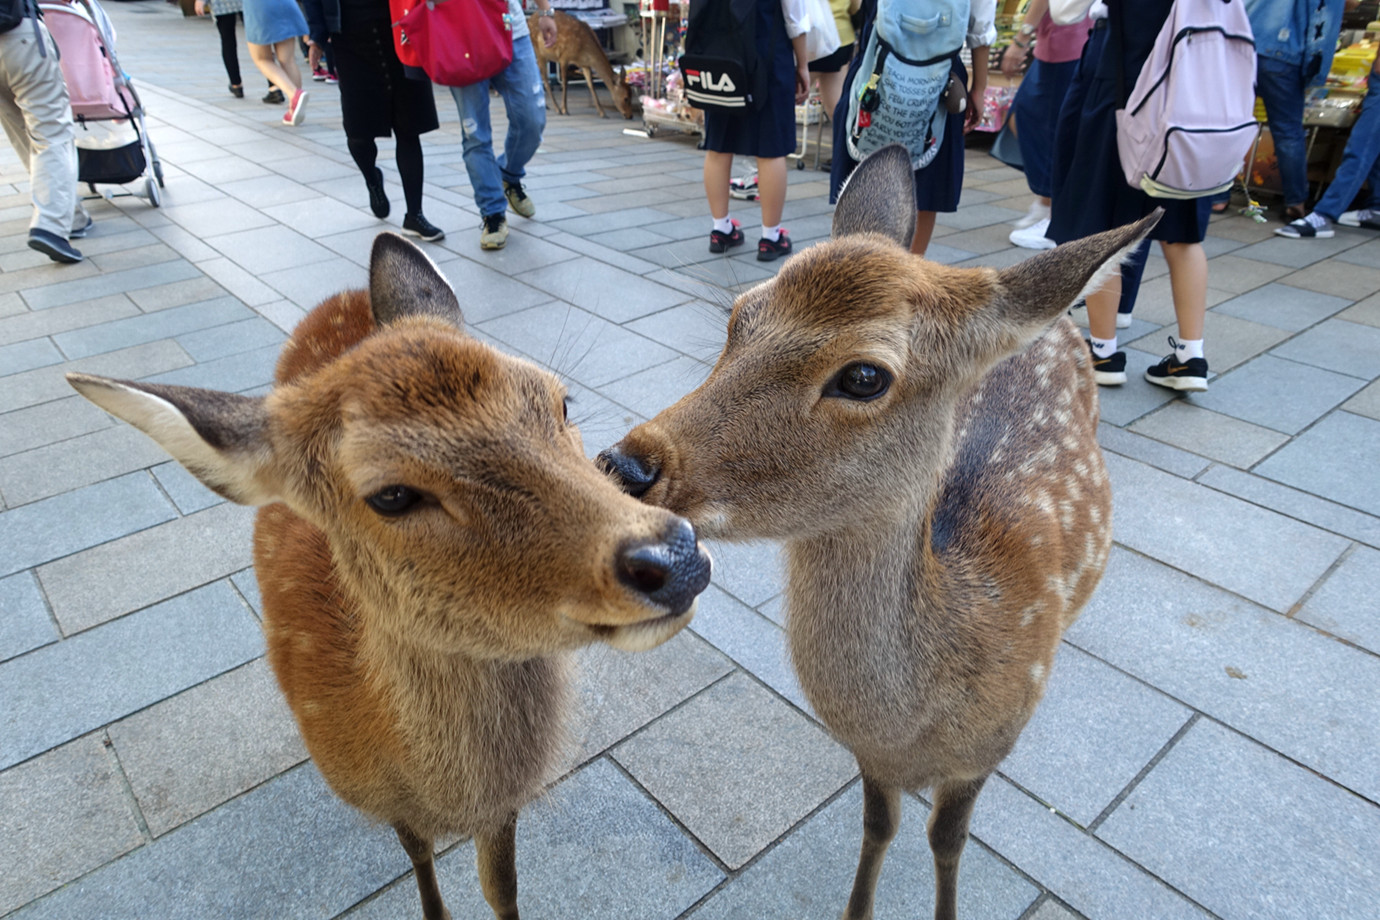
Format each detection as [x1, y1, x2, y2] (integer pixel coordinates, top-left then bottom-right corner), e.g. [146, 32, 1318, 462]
[1085, 280, 1125, 385]
[2, 26, 80, 248]
[704, 149, 733, 220]
[1144, 240, 1209, 391]
[757, 156, 787, 227]
[274, 38, 303, 93]
[215, 12, 242, 88]
[1311, 76, 1380, 222]
[395, 131, 425, 217]
[911, 211, 937, 256]
[248, 42, 298, 99]
[489, 37, 546, 189]
[452, 80, 506, 219]
[817, 69, 845, 125]
[1256, 57, 1308, 214]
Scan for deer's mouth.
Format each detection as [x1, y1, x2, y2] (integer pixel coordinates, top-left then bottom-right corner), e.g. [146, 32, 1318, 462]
[588, 604, 696, 652]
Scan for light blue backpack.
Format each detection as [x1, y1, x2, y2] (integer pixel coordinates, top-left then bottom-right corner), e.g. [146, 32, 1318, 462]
[845, 0, 971, 170]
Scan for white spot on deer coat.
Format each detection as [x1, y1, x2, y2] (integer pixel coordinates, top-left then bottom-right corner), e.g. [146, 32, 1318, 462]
[1030, 662, 1046, 684]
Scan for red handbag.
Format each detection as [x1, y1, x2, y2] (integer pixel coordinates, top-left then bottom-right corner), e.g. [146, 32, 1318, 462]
[390, 0, 514, 87]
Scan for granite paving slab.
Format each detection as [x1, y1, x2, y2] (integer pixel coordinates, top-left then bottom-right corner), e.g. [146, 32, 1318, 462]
[1191, 353, 1364, 434]
[687, 584, 809, 712]
[1095, 421, 1213, 479]
[0, 422, 171, 507]
[517, 257, 689, 324]
[700, 538, 785, 608]
[50, 295, 252, 359]
[0, 338, 193, 414]
[612, 672, 857, 868]
[0, 571, 55, 663]
[1268, 317, 1380, 379]
[0, 472, 177, 577]
[1211, 282, 1354, 332]
[0, 735, 145, 915]
[143, 341, 280, 393]
[344, 759, 725, 920]
[1069, 548, 1380, 803]
[9, 762, 408, 920]
[1096, 718, 1380, 920]
[1125, 402, 1290, 469]
[174, 316, 287, 362]
[107, 658, 308, 836]
[1197, 464, 1380, 549]
[1253, 411, 1380, 516]
[690, 782, 1039, 920]
[0, 293, 141, 346]
[1105, 452, 1349, 612]
[0, 394, 113, 459]
[17, 258, 204, 311]
[1296, 544, 1380, 655]
[37, 501, 256, 634]
[0, 580, 263, 770]
[1231, 232, 1372, 269]
[569, 630, 732, 765]
[999, 644, 1191, 828]
[0, 338, 61, 376]
[1345, 377, 1380, 420]
[624, 300, 731, 364]
[150, 459, 225, 515]
[599, 354, 711, 420]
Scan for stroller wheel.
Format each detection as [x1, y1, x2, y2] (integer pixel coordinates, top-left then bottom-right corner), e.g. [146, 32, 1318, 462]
[145, 177, 161, 208]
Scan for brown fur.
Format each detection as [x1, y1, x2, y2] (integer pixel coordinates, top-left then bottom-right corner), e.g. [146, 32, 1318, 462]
[66, 234, 709, 920]
[528, 11, 633, 119]
[602, 149, 1158, 919]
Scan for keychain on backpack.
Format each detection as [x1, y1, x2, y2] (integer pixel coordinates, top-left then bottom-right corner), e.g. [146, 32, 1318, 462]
[856, 74, 881, 130]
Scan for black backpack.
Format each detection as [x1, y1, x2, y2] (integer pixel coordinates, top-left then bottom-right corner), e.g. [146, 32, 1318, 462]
[679, 0, 769, 112]
[1, 0, 35, 35]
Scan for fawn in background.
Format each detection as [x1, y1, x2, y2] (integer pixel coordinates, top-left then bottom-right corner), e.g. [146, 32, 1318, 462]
[529, 10, 634, 120]
[600, 146, 1158, 919]
[67, 234, 711, 920]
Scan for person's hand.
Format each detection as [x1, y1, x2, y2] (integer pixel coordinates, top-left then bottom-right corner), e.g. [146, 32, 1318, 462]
[1000, 41, 1029, 77]
[796, 66, 810, 104]
[538, 15, 557, 49]
[964, 82, 987, 133]
[193, 0, 208, 15]
[308, 40, 322, 72]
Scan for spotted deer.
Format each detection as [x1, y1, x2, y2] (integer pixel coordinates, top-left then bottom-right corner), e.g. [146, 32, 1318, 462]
[66, 234, 711, 920]
[529, 10, 633, 119]
[599, 147, 1158, 919]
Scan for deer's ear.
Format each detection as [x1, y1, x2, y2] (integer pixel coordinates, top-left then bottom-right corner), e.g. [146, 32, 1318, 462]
[994, 210, 1162, 328]
[368, 231, 464, 329]
[66, 373, 280, 506]
[832, 145, 917, 247]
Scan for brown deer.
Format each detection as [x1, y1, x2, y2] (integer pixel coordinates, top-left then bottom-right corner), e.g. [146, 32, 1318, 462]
[529, 10, 633, 119]
[599, 147, 1158, 920]
[66, 234, 711, 920]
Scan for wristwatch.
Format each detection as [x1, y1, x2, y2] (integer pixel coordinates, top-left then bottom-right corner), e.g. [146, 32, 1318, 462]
[1018, 22, 1037, 37]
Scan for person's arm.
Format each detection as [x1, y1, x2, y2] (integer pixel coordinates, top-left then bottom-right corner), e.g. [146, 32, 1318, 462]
[1049, 0, 1095, 26]
[965, 0, 996, 131]
[532, 0, 557, 49]
[781, 0, 811, 103]
[1000, 0, 1047, 77]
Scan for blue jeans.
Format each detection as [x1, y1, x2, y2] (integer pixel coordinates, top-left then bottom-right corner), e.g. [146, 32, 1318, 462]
[1256, 57, 1309, 208]
[1314, 75, 1380, 221]
[451, 36, 546, 219]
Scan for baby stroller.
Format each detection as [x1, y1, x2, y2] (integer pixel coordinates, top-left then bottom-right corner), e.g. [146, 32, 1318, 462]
[39, 0, 164, 207]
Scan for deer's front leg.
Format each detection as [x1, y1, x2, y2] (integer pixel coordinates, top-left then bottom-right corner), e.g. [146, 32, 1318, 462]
[843, 775, 901, 920]
[476, 814, 520, 920]
[394, 823, 451, 920]
[927, 775, 989, 920]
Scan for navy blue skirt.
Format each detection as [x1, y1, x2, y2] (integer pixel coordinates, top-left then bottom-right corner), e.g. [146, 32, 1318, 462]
[702, 0, 799, 158]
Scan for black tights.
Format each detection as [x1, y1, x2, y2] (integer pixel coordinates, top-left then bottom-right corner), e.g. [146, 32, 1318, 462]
[215, 12, 241, 86]
[348, 133, 425, 217]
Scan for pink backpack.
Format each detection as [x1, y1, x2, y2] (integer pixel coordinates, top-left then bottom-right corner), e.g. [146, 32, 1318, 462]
[39, 0, 135, 121]
[1115, 0, 1258, 200]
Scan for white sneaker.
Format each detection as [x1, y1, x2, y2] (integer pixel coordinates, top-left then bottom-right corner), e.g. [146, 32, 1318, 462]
[1116, 312, 1133, 329]
[1010, 217, 1056, 250]
[1012, 199, 1050, 230]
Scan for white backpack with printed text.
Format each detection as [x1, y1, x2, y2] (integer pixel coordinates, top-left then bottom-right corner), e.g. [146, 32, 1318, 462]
[1114, 0, 1258, 199]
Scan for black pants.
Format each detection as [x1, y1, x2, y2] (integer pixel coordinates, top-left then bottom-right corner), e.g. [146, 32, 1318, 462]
[215, 12, 241, 86]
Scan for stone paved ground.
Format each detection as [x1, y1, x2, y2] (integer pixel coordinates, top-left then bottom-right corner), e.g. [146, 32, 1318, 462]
[3, 3, 1379, 918]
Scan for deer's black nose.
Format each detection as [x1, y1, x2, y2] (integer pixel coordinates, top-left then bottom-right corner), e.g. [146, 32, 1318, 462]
[615, 519, 711, 616]
[597, 445, 659, 499]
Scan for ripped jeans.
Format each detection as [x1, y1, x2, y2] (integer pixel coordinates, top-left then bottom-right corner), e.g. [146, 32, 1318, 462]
[451, 35, 547, 220]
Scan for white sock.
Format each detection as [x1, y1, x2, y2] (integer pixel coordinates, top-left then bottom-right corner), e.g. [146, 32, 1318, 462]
[1175, 338, 1204, 361]
[713, 216, 734, 235]
[1304, 212, 1331, 229]
[761, 224, 782, 242]
[1090, 336, 1118, 358]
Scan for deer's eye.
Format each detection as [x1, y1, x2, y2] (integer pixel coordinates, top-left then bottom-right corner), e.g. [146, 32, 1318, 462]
[826, 363, 892, 401]
[366, 485, 423, 516]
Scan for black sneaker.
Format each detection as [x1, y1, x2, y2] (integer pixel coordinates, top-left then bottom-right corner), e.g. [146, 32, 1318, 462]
[27, 228, 83, 264]
[1087, 340, 1126, 386]
[757, 229, 792, 262]
[263, 88, 285, 104]
[365, 167, 389, 219]
[1145, 339, 1208, 392]
[402, 213, 444, 242]
[709, 219, 744, 253]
